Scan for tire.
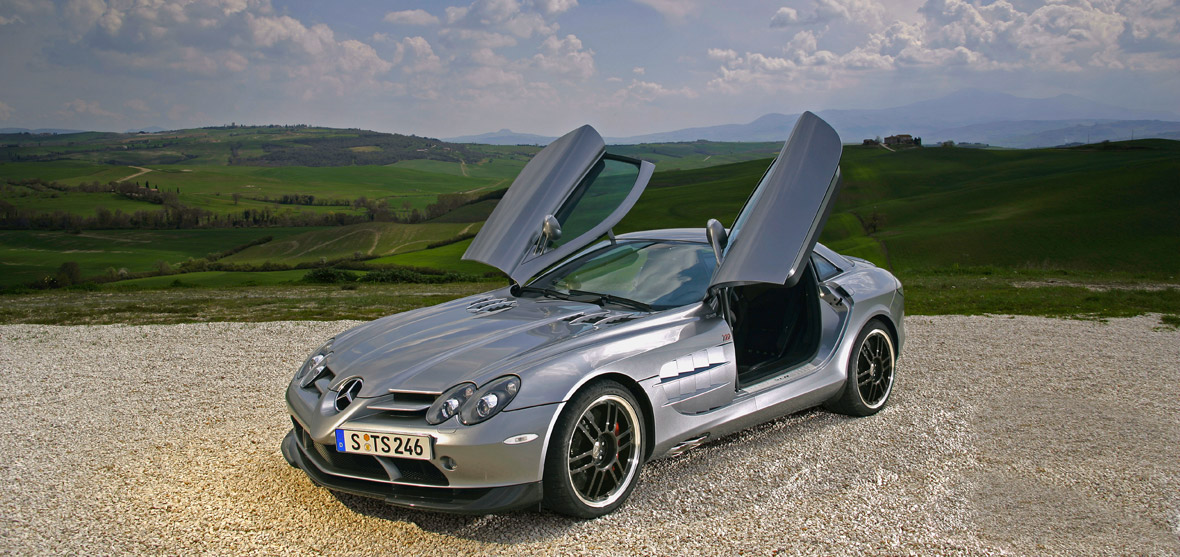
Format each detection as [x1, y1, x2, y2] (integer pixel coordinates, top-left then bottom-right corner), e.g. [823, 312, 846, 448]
[825, 320, 896, 416]
[543, 381, 645, 518]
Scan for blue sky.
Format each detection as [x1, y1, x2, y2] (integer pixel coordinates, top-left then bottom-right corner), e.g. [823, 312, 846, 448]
[0, 0, 1177, 137]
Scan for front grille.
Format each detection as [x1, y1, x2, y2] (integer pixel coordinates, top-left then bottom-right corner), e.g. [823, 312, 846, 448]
[389, 458, 448, 485]
[293, 420, 449, 486]
[296, 422, 387, 480]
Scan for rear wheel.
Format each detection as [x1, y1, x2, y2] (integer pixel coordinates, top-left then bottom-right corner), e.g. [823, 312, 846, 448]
[826, 320, 896, 416]
[543, 381, 645, 518]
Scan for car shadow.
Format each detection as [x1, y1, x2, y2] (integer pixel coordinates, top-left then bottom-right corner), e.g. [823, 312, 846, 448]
[333, 493, 579, 543]
[330, 407, 853, 544]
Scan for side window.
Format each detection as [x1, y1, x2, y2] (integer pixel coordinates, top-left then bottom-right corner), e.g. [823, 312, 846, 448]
[811, 253, 841, 281]
[550, 156, 641, 250]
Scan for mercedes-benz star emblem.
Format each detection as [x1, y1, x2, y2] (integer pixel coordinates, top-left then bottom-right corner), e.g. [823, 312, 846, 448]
[334, 378, 363, 412]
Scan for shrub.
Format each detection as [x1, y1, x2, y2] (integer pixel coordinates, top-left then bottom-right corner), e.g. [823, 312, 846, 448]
[302, 267, 359, 284]
[359, 268, 478, 284]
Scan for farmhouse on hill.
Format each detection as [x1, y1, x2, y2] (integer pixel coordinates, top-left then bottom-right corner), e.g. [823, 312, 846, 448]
[885, 134, 915, 145]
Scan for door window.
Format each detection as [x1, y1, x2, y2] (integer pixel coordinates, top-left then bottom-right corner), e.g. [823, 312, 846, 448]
[549, 156, 641, 250]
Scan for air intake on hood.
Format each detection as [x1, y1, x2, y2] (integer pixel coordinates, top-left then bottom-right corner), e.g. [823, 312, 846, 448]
[467, 297, 517, 314]
[566, 311, 640, 326]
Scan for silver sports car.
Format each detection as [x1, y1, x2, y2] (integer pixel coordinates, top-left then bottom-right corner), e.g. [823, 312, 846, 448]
[282, 112, 904, 518]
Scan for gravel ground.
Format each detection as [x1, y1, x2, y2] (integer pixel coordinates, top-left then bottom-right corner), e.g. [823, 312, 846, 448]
[1, 315, 1177, 555]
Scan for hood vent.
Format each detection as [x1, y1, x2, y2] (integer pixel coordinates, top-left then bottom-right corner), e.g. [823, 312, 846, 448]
[566, 311, 640, 327]
[467, 297, 517, 314]
[595, 313, 640, 326]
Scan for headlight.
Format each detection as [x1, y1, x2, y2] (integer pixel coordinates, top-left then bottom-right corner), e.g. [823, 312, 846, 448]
[459, 375, 521, 425]
[295, 339, 334, 387]
[426, 382, 476, 425]
[426, 376, 522, 426]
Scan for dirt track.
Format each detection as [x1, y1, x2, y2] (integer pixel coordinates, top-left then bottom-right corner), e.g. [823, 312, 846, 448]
[1, 315, 1177, 555]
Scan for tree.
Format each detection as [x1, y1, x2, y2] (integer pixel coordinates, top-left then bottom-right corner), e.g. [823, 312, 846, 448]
[56, 261, 82, 286]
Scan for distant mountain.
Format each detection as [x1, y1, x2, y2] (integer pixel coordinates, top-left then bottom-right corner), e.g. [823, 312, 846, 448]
[384, 90, 1180, 148]
[926, 119, 1180, 148]
[607, 113, 801, 144]
[0, 127, 89, 135]
[602, 90, 1180, 146]
[444, 128, 556, 145]
[817, 89, 1179, 143]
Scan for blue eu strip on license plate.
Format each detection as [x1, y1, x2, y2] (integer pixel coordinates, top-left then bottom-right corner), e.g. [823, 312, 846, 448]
[335, 429, 346, 451]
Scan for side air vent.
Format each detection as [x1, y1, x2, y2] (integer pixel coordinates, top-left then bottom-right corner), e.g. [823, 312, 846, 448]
[303, 365, 338, 395]
[467, 297, 517, 314]
[369, 391, 439, 418]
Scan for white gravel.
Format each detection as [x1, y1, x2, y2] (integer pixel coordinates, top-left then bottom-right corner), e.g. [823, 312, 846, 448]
[1, 315, 1177, 555]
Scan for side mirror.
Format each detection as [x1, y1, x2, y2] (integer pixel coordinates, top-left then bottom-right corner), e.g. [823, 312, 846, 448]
[542, 214, 562, 245]
[705, 218, 728, 265]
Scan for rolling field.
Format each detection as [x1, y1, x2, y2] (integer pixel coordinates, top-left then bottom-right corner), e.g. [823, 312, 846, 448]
[0, 227, 321, 286]
[222, 221, 481, 265]
[0, 161, 504, 217]
[613, 140, 1180, 277]
[368, 238, 498, 276]
[2, 134, 1177, 322]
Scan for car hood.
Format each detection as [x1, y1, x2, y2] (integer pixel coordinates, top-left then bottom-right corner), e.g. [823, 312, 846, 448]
[326, 291, 640, 398]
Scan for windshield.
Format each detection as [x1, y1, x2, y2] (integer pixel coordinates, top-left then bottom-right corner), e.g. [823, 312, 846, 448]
[527, 241, 717, 310]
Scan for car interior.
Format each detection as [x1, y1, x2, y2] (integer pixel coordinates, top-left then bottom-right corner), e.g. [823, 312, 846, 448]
[722, 263, 822, 388]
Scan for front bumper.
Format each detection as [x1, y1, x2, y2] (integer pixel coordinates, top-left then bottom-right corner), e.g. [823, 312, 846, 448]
[282, 429, 543, 514]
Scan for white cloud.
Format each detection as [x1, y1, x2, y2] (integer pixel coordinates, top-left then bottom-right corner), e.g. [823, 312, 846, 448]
[445, 0, 558, 38]
[609, 79, 699, 106]
[709, 0, 1180, 95]
[384, 9, 440, 26]
[440, 28, 518, 48]
[631, 0, 703, 22]
[47, 1, 396, 100]
[0, 14, 25, 25]
[526, 0, 578, 16]
[0, 100, 13, 120]
[59, 99, 118, 119]
[632, 66, 645, 75]
[770, 7, 798, 28]
[707, 48, 739, 62]
[401, 36, 445, 73]
[532, 34, 595, 79]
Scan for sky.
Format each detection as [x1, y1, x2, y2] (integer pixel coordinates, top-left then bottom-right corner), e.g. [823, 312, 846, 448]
[0, 0, 1177, 138]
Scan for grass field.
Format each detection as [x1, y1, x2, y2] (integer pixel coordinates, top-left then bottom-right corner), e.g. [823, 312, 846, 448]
[368, 238, 498, 276]
[0, 282, 493, 324]
[222, 221, 481, 265]
[2, 135, 1177, 324]
[0, 161, 506, 218]
[0, 227, 322, 286]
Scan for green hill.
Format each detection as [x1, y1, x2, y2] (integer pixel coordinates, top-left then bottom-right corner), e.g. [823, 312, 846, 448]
[223, 221, 480, 265]
[403, 140, 1180, 279]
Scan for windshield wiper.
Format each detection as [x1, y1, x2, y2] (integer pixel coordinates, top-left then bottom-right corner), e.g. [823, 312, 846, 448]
[568, 289, 654, 312]
[517, 285, 576, 301]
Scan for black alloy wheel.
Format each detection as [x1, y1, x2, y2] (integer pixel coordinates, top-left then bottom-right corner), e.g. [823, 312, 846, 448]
[543, 381, 644, 518]
[826, 320, 896, 416]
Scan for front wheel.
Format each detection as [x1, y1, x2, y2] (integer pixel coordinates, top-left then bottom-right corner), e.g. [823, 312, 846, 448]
[543, 381, 645, 518]
[826, 320, 896, 416]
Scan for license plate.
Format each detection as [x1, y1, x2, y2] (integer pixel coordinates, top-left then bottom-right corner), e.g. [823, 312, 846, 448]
[335, 429, 433, 460]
